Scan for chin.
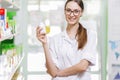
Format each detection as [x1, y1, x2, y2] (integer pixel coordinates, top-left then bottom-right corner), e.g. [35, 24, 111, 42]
[67, 19, 78, 24]
[68, 21, 76, 25]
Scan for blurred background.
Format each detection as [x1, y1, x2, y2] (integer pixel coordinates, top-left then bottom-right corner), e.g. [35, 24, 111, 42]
[0, 0, 120, 80]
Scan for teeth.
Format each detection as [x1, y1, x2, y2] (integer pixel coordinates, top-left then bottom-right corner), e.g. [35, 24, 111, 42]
[70, 19, 75, 21]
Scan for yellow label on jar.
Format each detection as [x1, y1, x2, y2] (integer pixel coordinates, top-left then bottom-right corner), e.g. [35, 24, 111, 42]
[46, 26, 50, 34]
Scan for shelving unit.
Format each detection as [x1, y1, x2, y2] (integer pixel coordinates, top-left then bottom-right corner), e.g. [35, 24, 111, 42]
[0, 55, 24, 80]
[0, 0, 23, 80]
[0, 0, 12, 7]
[0, 0, 19, 11]
[8, 55, 24, 80]
[0, 33, 16, 42]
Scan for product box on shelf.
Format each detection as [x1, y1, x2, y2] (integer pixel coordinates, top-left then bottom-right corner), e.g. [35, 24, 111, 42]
[0, 8, 16, 38]
[7, 11, 16, 34]
[0, 8, 7, 38]
[0, 8, 17, 37]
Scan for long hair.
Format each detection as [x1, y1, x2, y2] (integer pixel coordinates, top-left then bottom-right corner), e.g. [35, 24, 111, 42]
[65, 0, 87, 50]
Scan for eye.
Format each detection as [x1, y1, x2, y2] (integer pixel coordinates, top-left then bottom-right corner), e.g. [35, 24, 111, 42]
[74, 10, 80, 13]
[65, 9, 71, 12]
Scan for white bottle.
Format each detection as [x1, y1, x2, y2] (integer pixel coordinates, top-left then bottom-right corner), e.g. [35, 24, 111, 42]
[39, 22, 46, 34]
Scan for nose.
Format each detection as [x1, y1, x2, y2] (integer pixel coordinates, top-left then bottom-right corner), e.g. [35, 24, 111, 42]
[70, 12, 74, 16]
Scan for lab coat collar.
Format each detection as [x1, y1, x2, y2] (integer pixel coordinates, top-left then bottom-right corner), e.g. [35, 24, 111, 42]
[61, 30, 69, 39]
[61, 30, 76, 44]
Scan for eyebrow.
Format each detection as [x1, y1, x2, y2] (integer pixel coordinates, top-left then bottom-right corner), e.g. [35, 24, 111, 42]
[66, 7, 81, 10]
[65, 8, 81, 11]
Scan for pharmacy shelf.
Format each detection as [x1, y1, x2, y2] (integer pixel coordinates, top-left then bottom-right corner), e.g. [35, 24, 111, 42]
[0, 33, 16, 42]
[0, 0, 23, 80]
[0, 0, 19, 11]
[8, 55, 24, 80]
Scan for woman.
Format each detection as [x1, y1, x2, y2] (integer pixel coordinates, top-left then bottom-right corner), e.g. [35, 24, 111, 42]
[36, 0, 97, 80]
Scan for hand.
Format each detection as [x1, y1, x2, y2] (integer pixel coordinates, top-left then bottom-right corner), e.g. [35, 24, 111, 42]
[36, 26, 47, 44]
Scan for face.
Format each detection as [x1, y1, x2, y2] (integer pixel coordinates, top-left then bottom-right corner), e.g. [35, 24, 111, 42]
[65, 1, 83, 25]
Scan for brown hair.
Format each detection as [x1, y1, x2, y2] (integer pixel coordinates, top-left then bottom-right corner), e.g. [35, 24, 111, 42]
[77, 23, 87, 49]
[65, 0, 87, 50]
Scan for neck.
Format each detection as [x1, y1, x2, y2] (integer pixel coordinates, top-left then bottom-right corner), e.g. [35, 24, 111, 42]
[66, 23, 79, 38]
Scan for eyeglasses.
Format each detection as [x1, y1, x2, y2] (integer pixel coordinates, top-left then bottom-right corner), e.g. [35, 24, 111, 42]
[65, 8, 81, 16]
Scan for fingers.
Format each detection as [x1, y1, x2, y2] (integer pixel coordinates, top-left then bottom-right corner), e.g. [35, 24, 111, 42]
[36, 26, 46, 43]
[36, 26, 42, 34]
[36, 26, 45, 35]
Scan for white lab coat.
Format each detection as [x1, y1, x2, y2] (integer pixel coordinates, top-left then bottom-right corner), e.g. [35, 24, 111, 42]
[48, 28, 97, 80]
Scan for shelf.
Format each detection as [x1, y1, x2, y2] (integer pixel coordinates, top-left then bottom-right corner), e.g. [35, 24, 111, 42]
[0, 0, 19, 11]
[0, 33, 17, 42]
[0, 54, 24, 80]
[8, 55, 24, 80]
[0, 0, 23, 80]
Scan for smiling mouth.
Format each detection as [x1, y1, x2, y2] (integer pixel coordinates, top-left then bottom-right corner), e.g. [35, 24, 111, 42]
[69, 18, 76, 21]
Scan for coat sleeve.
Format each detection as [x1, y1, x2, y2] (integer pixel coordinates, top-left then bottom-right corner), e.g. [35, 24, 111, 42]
[81, 30, 98, 66]
[48, 36, 60, 68]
